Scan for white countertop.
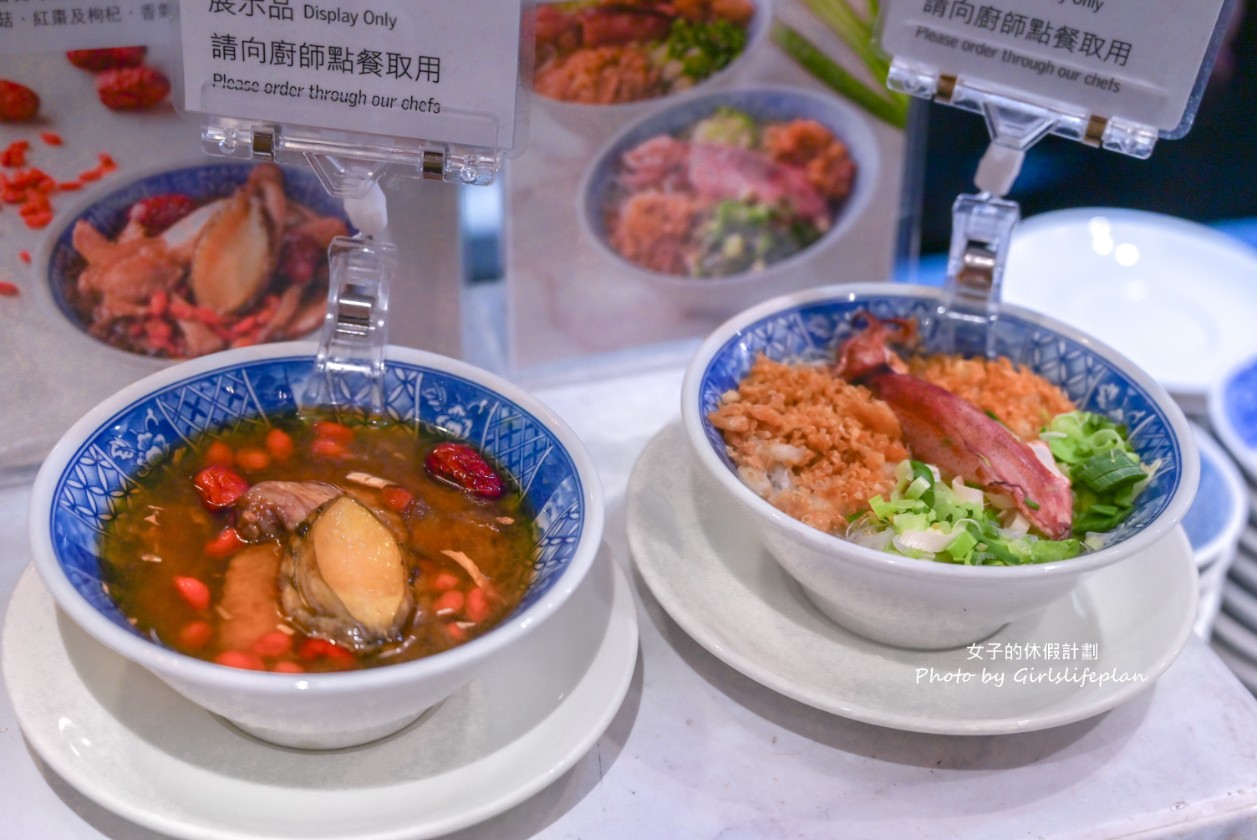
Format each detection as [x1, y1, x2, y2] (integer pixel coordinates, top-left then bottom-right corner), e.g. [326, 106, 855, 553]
[4, 363, 1257, 840]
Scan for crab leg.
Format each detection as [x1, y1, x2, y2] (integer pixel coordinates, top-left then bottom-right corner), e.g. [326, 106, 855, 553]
[836, 313, 1073, 539]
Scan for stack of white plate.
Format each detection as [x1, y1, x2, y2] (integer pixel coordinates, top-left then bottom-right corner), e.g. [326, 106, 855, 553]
[1207, 356, 1257, 693]
[1183, 424, 1248, 639]
[1006, 208, 1257, 690]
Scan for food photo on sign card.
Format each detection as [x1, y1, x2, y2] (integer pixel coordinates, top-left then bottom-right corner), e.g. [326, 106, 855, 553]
[505, 0, 913, 374]
[41, 160, 351, 360]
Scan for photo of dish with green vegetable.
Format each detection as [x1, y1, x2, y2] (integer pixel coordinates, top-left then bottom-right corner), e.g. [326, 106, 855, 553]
[709, 312, 1159, 565]
[598, 103, 857, 278]
[532, 0, 758, 105]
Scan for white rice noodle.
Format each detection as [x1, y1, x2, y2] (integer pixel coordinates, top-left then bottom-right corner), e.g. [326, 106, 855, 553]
[849, 526, 894, 551]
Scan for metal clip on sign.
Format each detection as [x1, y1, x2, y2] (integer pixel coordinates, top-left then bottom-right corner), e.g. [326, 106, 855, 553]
[199, 119, 503, 196]
[938, 118, 1027, 358]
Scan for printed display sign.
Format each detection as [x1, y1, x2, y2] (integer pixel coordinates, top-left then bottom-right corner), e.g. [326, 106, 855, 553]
[0, 0, 175, 54]
[878, 0, 1231, 133]
[179, 0, 526, 154]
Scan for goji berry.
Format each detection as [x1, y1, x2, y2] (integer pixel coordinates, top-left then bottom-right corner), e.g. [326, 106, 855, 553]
[0, 79, 39, 122]
[129, 193, 197, 236]
[433, 589, 465, 615]
[432, 571, 460, 592]
[234, 446, 271, 472]
[0, 282, 20, 297]
[177, 620, 214, 650]
[298, 638, 332, 660]
[465, 587, 492, 623]
[310, 438, 348, 459]
[173, 576, 211, 611]
[192, 465, 250, 510]
[204, 526, 245, 558]
[264, 428, 294, 461]
[66, 46, 147, 71]
[96, 65, 170, 111]
[381, 485, 414, 511]
[1, 140, 29, 167]
[313, 420, 354, 444]
[250, 630, 293, 657]
[424, 442, 505, 498]
[204, 439, 234, 466]
[215, 650, 266, 671]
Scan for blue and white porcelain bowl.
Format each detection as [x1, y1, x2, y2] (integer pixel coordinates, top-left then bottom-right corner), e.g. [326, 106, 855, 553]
[682, 284, 1198, 649]
[29, 342, 603, 749]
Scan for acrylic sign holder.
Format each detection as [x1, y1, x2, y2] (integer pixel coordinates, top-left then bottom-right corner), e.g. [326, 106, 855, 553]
[176, 0, 530, 406]
[875, 0, 1235, 352]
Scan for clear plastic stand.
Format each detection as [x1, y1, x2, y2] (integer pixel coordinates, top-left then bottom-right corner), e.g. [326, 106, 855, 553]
[877, 0, 1234, 355]
[200, 115, 504, 408]
[176, 0, 528, 411]
[926, 85, 1067, 356]
[305, 236, 398, 415]
[936, 192, 1020, 358]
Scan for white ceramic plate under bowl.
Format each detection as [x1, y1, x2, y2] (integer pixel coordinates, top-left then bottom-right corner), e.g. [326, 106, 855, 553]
[1220, 573, 1257, 633]
[1005, 208, 1257, 414]
[1211, 610, 1257, 674]
[1, 556, 638, 840]
[1230, 545, 1257, 593]
[1209, 631, 1257, 694]
[627, 424, 1199, 736]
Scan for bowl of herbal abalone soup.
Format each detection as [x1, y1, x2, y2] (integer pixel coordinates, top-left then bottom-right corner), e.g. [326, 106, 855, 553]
[30, 341, 603, 749]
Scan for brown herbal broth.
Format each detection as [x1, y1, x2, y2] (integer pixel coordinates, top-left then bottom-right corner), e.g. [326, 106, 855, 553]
[100, 410, 538, 673]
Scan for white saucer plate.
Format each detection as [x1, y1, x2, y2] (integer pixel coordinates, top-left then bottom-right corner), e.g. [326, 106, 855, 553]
[1005, 208, 1257, 414]
[1, 557, 639, 840]
[1209, 632, 1257, 693]
[1211, 610, 1257, 674]
[1230, 546, 1257, 593]
[628, 424, 1199, 736]
[1221, 575, 1257, 634]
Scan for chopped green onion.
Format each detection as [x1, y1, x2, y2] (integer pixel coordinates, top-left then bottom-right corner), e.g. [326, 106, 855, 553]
[1074, 449, 1145, 494]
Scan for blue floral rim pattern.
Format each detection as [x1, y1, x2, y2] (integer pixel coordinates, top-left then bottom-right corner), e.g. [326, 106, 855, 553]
[45, 356, 585, 640]
[695, 294, 1185, 546]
